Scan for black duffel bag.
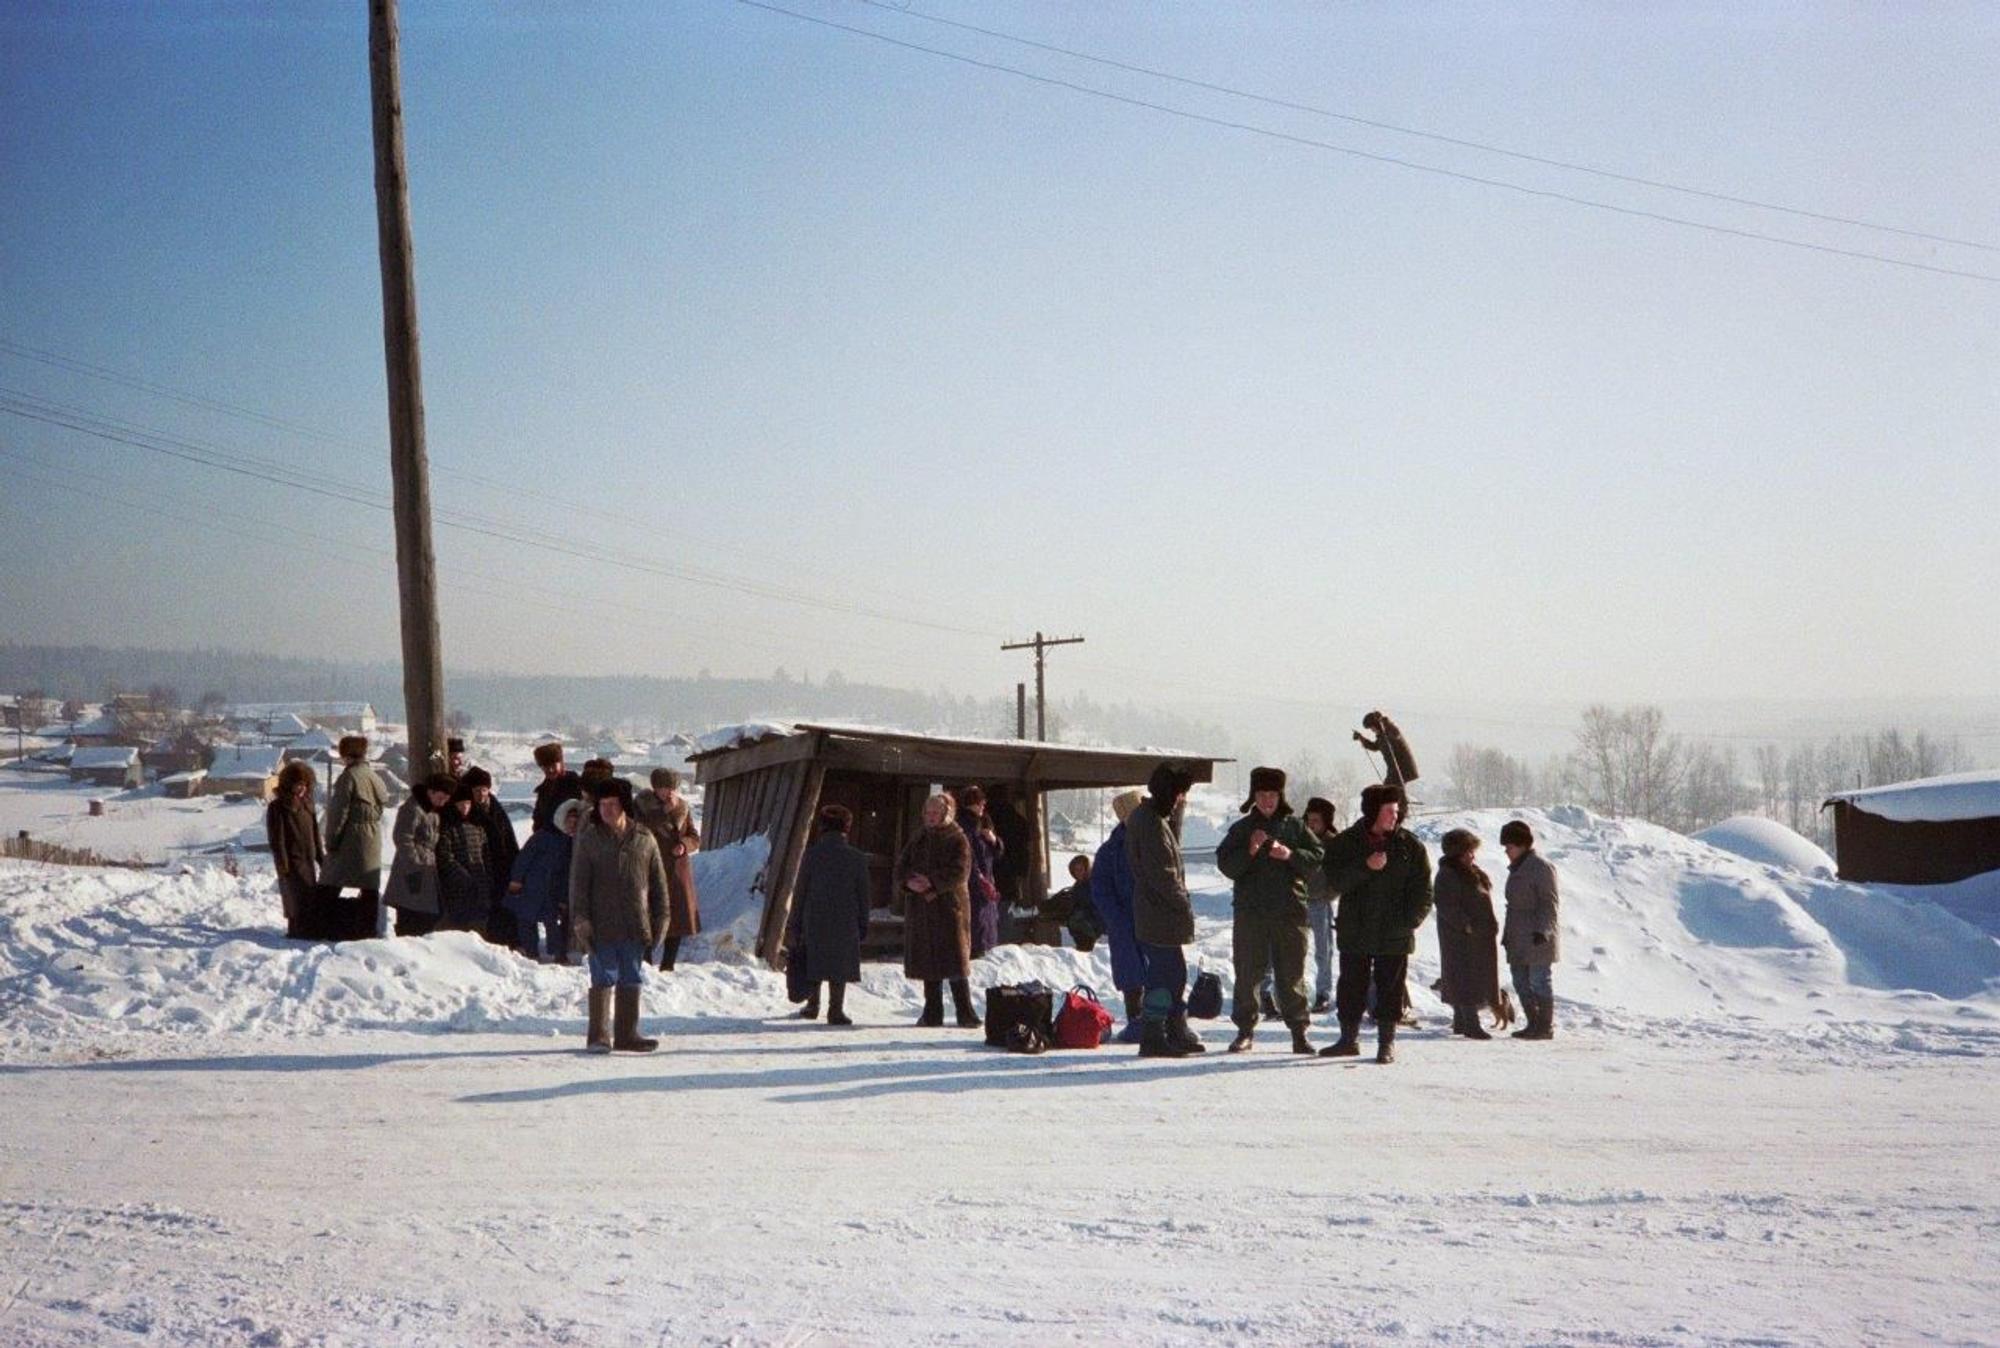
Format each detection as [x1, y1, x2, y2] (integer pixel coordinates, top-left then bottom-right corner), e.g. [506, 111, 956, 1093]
[1187, 969, 1225, 1020]
[984, 981, 1056, 1049]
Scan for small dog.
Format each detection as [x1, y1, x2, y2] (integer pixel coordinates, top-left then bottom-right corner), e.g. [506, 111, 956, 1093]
[1429, 980, 1518, 1030]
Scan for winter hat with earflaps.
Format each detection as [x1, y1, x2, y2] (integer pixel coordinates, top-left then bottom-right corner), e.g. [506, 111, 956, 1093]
[1240, 765, 1289, 814]
[552, 798, 587, 832]
[460, 766, 494, 791]
[532, 742, 564, 769]
[1110, 789, 1143, 824]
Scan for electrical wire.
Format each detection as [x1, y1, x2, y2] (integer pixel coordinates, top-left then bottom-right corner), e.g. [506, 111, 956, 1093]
[851, 0, 2000, 255]
[734, 0, 2000, 285]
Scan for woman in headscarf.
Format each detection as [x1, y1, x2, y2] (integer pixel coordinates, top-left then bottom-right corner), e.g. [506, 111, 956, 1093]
[1433, 828, 1501, 1040]
[896, 792, 978, 1028]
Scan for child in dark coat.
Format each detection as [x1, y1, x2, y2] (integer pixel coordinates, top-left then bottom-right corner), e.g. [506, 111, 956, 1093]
[507, 797, 582, 961]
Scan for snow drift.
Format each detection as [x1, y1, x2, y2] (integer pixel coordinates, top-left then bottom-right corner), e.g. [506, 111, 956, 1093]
[1690, 815, 1837, 877]
[2, 807, 1996, 1054]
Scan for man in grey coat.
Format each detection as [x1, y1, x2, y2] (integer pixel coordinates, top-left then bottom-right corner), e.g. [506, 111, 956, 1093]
[1500, 818, 1560, 1041]
[322, 735, 387, 940]
[1125, 761, 1204, 1059]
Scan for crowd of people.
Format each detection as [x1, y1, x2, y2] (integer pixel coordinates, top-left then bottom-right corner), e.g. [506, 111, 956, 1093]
[268, 721, 1562, 1064]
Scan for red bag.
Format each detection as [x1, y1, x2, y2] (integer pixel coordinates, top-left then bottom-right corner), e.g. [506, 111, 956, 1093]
[1054, 983, 1115, 1049]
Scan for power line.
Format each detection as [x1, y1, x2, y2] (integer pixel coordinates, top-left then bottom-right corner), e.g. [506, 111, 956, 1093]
[852, 0, 2000, 256]
[0, 389, 1000, 639]
[734, 0, 2000, 285]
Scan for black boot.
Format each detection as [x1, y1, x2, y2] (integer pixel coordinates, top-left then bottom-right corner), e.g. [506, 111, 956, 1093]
[949, 977, 981, 1029]
[1375, 1022, 1396, 1065]
[1463, 1005, 1493, 1041]
[1320, 1019, 1362, 1058]
[1450, 1005, 1470, 1036]
[800, 983, 821, 1021]
[1289, 1021, 1315, 1055]
[1168, 1011, 1206, 1055]
[1520, 996, 1555, 1041]
[1513, 995, 1542, 1039]
[1227, 1026, 1255, 1053]
[1139, 1019, 1176, 1058]
[918, 980, 945, 1027]
[826, 982, 852, 1027]
[658, 936, 681, 972]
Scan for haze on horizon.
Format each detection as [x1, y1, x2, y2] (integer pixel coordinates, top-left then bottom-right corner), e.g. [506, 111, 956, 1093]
[2, 2, 1995, 728]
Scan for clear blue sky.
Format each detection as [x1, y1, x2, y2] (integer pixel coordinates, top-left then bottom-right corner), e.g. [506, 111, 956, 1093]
[2, 1, 1995, 720]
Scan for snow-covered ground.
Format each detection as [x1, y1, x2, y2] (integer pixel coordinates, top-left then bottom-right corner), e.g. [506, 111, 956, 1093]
[1, 807, 1997, 1344]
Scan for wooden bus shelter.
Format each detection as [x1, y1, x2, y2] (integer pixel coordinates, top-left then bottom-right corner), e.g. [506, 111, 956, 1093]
[688, 723, 1226, 968]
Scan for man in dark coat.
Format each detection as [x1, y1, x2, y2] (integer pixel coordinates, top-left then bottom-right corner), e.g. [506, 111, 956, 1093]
[785, 804, 873, 1026]
[1354, 710, 1420, 789]
[460, 767, 520, 945]
[1125, 762, 1204, 1058]
[530, 741, 583, 835]
[1320, 782, 1433, 1064]
[1501, 818, 1562, 1041]
[1217, 767, 1325, 1055]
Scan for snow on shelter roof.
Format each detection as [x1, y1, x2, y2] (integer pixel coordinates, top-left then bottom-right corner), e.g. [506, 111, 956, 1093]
[690, 721, 1228, 776]
[69, 745, 139, 770]
[1825, 769, 2000, 824]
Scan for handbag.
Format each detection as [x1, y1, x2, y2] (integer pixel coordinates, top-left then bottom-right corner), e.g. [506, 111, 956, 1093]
[1187, 969, 1224, 1020]
[983, 981, 1056, 1049]
[1054, 984, 1115, 1049]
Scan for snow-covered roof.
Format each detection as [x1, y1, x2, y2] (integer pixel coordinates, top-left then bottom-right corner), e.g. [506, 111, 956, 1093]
[1826, 769, 2000, 824]
[288, 728, 339, 751]
[229, 701, 375, 718]
[692, 720, 1225, 763]
[70, 745, 140, 770]
[63, 713, 120, 738]
[1691, 816, 1836, 877]
[209, 744, 285, 778]
[160, 769, 207, 786]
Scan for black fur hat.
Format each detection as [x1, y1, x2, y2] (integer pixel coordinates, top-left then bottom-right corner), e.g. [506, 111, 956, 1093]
[422, 772, 458, 798]
[1304, 796, 1337, 826]
[1499, 819, 1534, 848]
[447, 737, 466, 755]
[1241, 766, 1289, 814]
[1358, 781, 1406, 829]
[532, 742, 564, 769]
[1145, 761, 1196, 811]
[459, 766, 493, 791]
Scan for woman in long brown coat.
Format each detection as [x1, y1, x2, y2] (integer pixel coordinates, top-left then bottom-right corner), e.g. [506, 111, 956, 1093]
[637, 768, 700, 969]
[896, 792, 979, 1028]
[1433, 828, 1502, 1040]
[266, 759, 324, 940]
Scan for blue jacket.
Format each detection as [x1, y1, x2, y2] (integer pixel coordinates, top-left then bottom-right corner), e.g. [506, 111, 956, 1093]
[507, 828, 573, 922]
[1092, 822, 1146, 992]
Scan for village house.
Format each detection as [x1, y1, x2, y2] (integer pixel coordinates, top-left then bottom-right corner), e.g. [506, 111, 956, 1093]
[226, 702, 377, 736]
[68, 745, 144, 790]
[204, 744, 285, 800]
[1824, 769, 2000, 887]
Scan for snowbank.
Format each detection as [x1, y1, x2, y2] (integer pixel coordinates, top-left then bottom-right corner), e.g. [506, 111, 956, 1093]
[1826, 767, 2000, 823]
[3, 805, 1997, 1054]
[1691, 815, 1837, 877]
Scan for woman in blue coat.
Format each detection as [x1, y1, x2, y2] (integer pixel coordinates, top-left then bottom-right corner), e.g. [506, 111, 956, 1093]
[1091, 789, 1148, 1042]
[507, 797, 582, 961]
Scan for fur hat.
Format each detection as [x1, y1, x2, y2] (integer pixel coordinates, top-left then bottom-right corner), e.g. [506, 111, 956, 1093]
[650, 767, 681, 791]
[1145, 762, 1195, 812]
[447, 737, 466, 755]
[422, 772, 458, 798]
[1304, 796, 1337, 826]
[596, 775, 636, 813]
[532, 742, 564, 769]
[1358, 781, 1407, 829]
[552, 797, 587, 832]
[338, 734, 369, 760]
[1110, 789, 1143, 824]
[1441, 827, 1482, 858]
[1241, 765, 1287, 811]
[452, 779, 479, 805]
[580, 758, 614, 783]
[460, 766, 493, 790]
[1499, 819, 1534, 848]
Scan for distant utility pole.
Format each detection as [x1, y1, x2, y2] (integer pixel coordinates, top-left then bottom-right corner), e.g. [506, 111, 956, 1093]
[1001, 631, 1084, 743]
[367, 0, 447, 779]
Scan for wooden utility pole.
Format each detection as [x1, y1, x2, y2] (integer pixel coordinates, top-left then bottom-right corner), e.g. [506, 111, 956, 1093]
[1001, 631, 1084, 742]
[367, 0, 446, 780]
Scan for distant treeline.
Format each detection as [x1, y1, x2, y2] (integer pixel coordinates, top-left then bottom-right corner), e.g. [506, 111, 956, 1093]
[0, 644, 1227, 752]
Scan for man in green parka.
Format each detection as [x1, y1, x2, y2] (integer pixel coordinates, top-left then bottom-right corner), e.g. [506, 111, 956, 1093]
[1217, 766, 1325, 1055]
[1321, 781, 1433, 1064]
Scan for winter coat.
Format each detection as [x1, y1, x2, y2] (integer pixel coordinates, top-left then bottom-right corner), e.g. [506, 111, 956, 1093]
[435, 810, 491, 928]
[1091, 822, 1146, 990]
[265, 796, 322, 887]
[385, 797, 441, 915]
[1503, 848, 1561, 967]
[569, 818, 670, 950]
[896, 822, 972, 981]
[957, 808, 1004, 955]
[1433, 859, 1501, 1007]
[531, 770, 583, 834]
[322, 761, 387, 893]
[507, 828, 573, 924]
[1324, 822, 1434, 957]
[786, 832, 873, 984]
[1359, 714, 1420, 786]
[1216, 808, 1325, 916]
[1125, 800, 1193, 947]
[469, 798, 520, 904]
[636, 791, 702, 938]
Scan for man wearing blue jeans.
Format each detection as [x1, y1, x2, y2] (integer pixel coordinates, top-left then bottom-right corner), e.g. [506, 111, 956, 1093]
[570, 776, 671, 1055]
[1500, 818, 1561, 1041]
